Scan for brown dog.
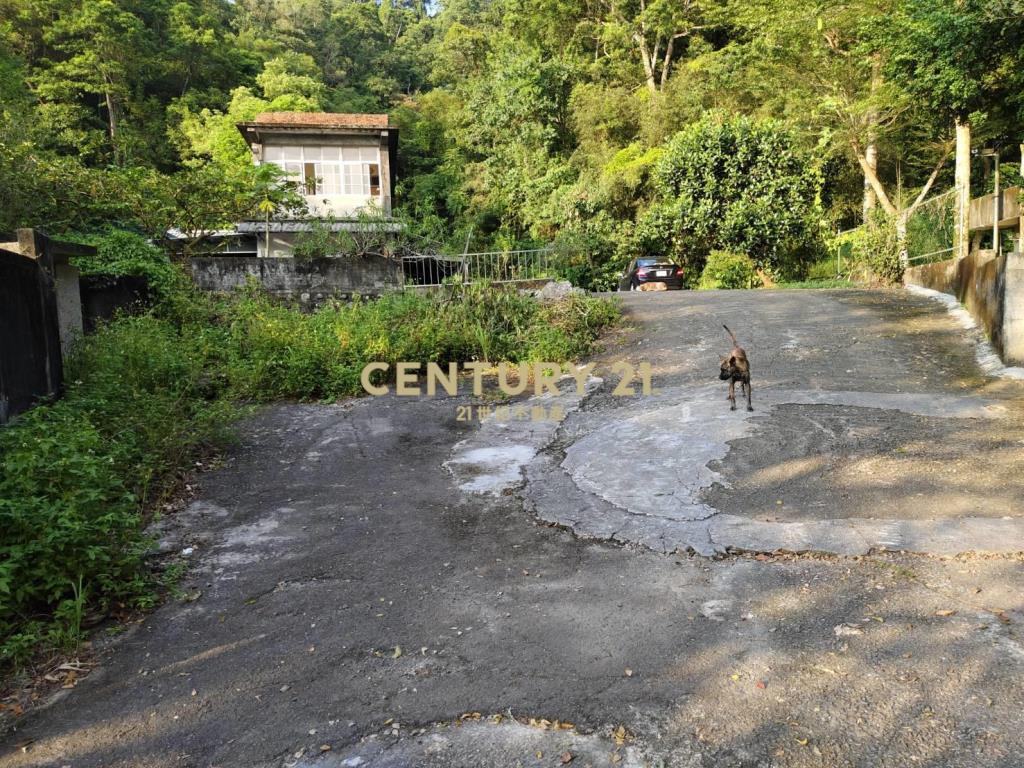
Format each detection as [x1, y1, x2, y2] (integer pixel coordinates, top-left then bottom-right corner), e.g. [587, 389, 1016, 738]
[719, 324, 752, 411]
[639, 281, 668, 291]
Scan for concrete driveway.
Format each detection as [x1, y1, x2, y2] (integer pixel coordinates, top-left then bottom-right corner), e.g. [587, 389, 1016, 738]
[4, 288, 1024, 768]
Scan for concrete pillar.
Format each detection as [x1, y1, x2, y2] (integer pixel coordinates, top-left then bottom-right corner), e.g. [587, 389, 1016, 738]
[17, 227, 83, 361]
[54, 262, 83, 358]
[378, 132, 392, 216]
[955, 119, 971, 261]
[1004, 251, 1024, 364]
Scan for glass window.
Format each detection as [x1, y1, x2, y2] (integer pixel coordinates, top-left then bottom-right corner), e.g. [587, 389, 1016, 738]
[368, 163, 380, 196]
[322, 165, 340, 195]
[303, 162, 322, 195]
[266, 144, 381, 196]
[283, 162, 302, 181]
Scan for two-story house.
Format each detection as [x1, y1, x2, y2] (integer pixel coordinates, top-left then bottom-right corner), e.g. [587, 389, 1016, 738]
[235, 112, 399, 257]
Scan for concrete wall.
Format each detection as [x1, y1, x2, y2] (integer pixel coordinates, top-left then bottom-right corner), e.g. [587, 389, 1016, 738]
[54, 262, 83, 358]
[190, 255, 404, 307]
[1003, 253, 1024, 363]
[904, 249, 1012, 360]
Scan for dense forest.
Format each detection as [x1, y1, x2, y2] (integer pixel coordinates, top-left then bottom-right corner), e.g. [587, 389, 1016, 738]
[2, 0, 1024, 286]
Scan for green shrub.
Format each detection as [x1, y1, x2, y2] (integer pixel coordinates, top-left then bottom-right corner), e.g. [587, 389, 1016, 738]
[70, 229, 185, 300]
[220, 283, 619, 399]
[0, 315, 236, 665]
[654, 113, 825, 273]
[830, 212, 902, 285]
[698, 250, 761, 289]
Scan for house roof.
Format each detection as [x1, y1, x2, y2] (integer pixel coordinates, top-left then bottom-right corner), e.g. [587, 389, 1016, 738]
[249, 112, 390, 130]
[237, 112, 395, 146]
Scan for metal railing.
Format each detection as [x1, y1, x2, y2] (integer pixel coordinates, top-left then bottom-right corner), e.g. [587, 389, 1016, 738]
[403, 247, 559, 287]
[905, 188, 957, 266]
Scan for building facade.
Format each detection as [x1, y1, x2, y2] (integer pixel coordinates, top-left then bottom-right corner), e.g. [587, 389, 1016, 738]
[236, 112, 399, 257]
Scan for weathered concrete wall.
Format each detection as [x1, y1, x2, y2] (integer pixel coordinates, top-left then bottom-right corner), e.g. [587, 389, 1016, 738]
[190, 255, 404, 307]
[1003, 253, 1024, 364]
[54, 262, 83, 358]
[905, 250, 1009, 359]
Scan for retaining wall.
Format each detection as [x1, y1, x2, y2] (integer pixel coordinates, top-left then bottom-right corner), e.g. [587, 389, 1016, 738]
[190, 256, 404, 307]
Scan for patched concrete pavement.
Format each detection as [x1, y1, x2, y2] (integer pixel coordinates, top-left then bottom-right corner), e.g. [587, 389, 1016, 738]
[508, 290, 1024, 556]
[4, 289, 1024, 768]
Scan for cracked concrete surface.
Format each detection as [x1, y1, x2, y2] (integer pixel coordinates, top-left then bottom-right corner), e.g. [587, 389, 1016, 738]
[4, 289, 1024, 768]
[460, 290, 1024, 556]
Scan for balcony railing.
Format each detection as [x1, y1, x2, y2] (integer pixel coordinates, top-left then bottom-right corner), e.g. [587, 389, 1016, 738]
[968, 186, 1021, 232]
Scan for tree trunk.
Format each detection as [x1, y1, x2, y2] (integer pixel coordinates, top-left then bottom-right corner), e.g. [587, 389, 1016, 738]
[863, 140, 878, 220]
[104, 89, 119, 140]
[954, 118, 971, 260]
[265, 210, 270, 258]
[634, 34, 658, 94]
[896, 213, 908, 268]
[862, 56, 881, 222]
[659, 36, 675, 89]
[851, 139, 897, 217]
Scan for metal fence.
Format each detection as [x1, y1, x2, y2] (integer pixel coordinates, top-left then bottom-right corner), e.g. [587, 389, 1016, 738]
[905, 188, 957, 265]
[402, 247, 560, 287]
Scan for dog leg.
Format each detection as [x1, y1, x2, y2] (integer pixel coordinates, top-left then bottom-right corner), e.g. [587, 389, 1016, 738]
[729, 380, 736, 410]
[745, 379, 753, 412]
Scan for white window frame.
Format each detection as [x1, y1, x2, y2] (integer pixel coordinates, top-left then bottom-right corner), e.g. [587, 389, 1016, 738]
[262, 144, 381, 197]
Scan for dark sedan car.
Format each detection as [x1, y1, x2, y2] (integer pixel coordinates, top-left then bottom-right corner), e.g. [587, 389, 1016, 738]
[617, 258, 685, 291]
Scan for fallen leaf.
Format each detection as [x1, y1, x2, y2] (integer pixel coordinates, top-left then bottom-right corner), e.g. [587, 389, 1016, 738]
[624, 668, 633, 677]
[934, 609, 956, 617]
[392, 646, 402, 658]
[610, 753, 622, 764]
[730, 673, 741, 681]
[560, 751, 574, 764]
[834, 623, 863, 637]
[755, 680, 766, 690]
[536, 751, 543, 759]
[319, 744, 331, 752]
[794, 737, 809, 746]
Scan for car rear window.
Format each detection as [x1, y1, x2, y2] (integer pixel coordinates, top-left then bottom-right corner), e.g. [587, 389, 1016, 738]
[637, 259, 660, 267]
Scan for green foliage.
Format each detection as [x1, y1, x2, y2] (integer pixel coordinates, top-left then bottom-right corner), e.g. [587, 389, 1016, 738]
[221, 284, 618, 399]
[698, 250, 760, 290]
[655, 114, 824, 274]
[832, 212, 903, 285]
[70, 230, 181, 298]
[0, 312, 236, 665]
[864, 0, 1024, 127]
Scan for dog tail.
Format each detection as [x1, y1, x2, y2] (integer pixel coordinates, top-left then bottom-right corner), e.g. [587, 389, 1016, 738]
[723, 324, 738, 346]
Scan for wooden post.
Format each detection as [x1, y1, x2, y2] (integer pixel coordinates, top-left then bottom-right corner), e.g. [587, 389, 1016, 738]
[954, 118, 971, 260]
